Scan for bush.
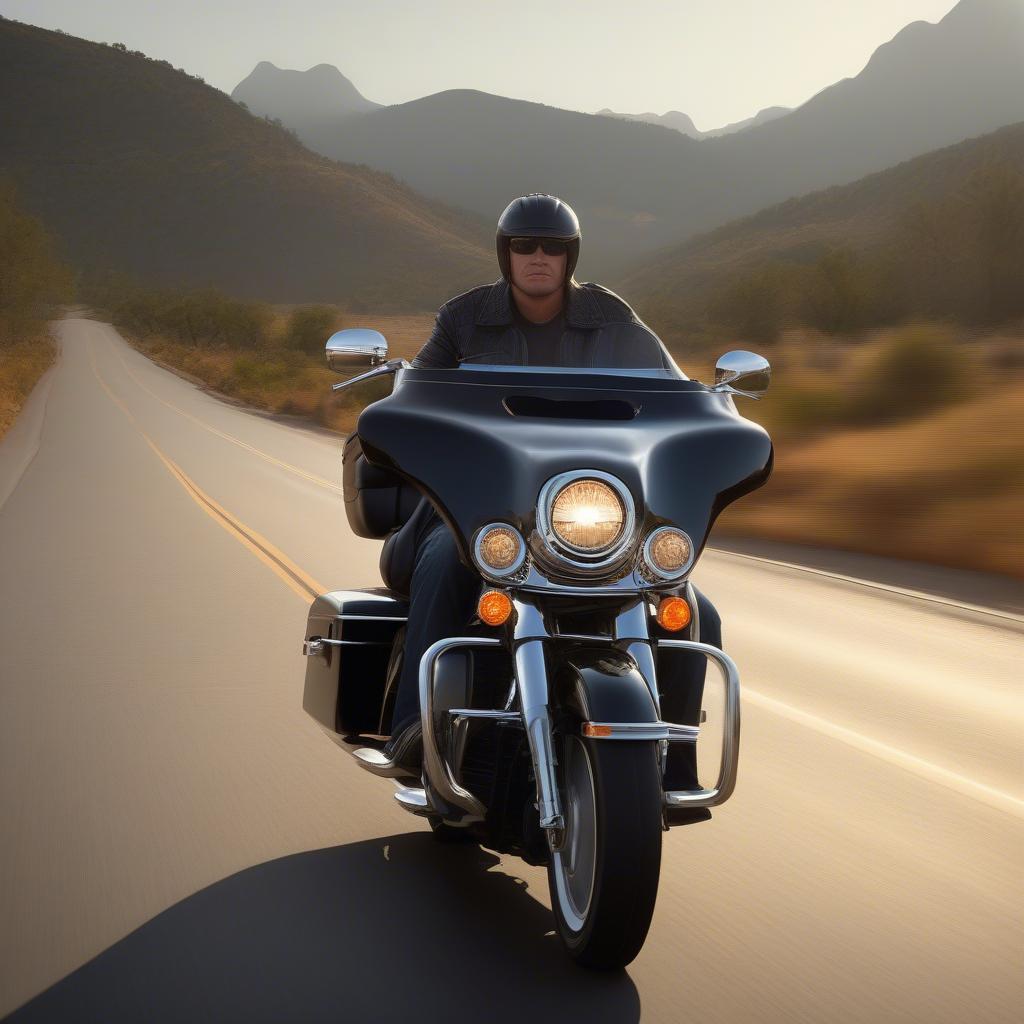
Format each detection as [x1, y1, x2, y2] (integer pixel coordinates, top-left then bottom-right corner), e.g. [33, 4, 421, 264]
[845, 324, 973, 424]
[285, 305, 340, 355]
[86, 278, 272, 350]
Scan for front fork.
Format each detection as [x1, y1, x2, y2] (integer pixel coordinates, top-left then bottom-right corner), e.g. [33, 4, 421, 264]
[510, 596, 664, 850]
[510, 601, 565, 840]
[419, 593, 740, 838]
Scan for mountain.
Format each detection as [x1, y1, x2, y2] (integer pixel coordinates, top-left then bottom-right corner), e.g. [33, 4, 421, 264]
[258, 0, 1024, 277]
[596, 105, 790, 139]
[620, 121, 1024, 330]
[0, 19, 491, 309]
[231, 62, 381, 150]
[596, 108, 702, 137]
[700, 106, 791, 138]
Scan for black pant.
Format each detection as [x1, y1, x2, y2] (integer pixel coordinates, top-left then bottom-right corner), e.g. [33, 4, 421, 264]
[390, 518, 722, 789]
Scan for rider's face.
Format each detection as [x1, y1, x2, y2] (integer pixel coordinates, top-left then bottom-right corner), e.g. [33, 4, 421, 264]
[508, 242, 567, 298]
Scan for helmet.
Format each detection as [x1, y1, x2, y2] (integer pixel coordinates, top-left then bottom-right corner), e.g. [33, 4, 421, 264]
[496, 194, 581, 282]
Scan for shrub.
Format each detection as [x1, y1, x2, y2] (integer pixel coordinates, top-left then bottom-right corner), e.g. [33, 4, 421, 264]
[846, 324, 973, 424]
[285, 305, 339, 356]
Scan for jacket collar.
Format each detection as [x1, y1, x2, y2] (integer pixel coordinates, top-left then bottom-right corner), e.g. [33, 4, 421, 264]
[475, 278, 603, 330]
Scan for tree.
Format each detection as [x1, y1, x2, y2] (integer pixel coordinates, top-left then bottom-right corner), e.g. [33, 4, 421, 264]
[0, 180, 72, 343]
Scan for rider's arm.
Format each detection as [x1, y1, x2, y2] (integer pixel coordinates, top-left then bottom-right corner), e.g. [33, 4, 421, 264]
[411, 304, 459, 368]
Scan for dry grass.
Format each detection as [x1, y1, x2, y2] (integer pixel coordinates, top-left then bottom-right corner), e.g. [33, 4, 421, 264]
[128, 313, 434, 435]
[711, 326, 1024, 579]
[0, 334, 56, 439]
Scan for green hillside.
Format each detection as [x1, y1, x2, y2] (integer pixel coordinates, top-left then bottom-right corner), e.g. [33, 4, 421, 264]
[622, 123, 1024, 341]
[0, 18, 493, 310]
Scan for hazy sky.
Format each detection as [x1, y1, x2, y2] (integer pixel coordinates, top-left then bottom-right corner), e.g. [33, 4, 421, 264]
[1, 0, 961, 129]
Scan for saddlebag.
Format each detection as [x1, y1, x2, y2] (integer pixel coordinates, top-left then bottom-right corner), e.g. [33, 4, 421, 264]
[302, 589, 409, 739]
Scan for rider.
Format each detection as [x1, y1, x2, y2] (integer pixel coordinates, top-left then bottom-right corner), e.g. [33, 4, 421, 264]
[381, 194, 721, 802]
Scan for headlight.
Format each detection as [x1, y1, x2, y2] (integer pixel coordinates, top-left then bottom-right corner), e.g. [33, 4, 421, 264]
[474, 523, 526, 576]
[550, 478, 626, 552]
[642, 527, 694, 579]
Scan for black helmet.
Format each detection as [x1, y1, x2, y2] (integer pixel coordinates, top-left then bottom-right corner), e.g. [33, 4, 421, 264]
[496, 194, 581, 282]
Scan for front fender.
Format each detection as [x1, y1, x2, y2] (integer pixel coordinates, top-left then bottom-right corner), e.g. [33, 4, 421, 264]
[552, 646, 658, 723]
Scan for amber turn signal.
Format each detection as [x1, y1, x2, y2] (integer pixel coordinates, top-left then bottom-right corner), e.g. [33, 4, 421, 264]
[656, 595, 691, 632]
[478, 590, 513, 626]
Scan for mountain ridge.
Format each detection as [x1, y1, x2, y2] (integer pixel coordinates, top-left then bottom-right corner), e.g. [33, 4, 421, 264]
[0, 18, 491, 309]
[251, 0, 1024, 276]
[621, 121, 1024, 333]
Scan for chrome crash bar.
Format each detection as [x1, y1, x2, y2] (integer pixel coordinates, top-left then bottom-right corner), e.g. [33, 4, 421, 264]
[418, 635, 501, 824]
[416, 612, 742, 830]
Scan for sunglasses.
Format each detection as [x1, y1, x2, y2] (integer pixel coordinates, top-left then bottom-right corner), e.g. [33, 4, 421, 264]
[508, 237, 571, 257]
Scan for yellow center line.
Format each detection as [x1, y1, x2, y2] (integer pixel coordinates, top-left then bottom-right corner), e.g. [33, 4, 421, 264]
[90, 340, 327, 603]
[108, 334, 343, 494]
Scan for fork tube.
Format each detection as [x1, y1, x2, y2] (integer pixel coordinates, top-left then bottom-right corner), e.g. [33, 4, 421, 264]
[512, 599, 565, 838]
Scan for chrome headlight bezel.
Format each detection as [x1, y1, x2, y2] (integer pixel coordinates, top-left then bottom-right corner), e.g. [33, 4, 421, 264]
[472, 522, 528, 579]
[641, 526, 695, 581]
[535, 470, 638, 573]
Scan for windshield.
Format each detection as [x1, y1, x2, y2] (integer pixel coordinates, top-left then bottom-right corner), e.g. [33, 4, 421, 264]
[452, 364, 690, 381]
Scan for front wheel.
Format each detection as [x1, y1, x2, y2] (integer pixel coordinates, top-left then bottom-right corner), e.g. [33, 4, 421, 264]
[547, 735, 663, 969]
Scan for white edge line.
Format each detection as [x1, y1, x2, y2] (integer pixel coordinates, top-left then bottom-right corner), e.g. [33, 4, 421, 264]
[745, 688, 1024, 820]
[713, 548, 1024, 625]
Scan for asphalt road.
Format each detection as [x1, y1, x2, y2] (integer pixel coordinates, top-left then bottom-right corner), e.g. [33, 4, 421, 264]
[0, 318, 1020, 1022]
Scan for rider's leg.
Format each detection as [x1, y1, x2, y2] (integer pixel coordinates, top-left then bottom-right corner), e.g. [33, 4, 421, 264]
[389, 520, 480, 735]
[659, 587, 722, 791]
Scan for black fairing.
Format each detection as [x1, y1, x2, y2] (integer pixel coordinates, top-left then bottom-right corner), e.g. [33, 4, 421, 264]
[356, 367, 772, 567]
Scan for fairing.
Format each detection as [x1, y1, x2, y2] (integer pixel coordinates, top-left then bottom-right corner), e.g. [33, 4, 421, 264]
[356, 366, 772, 569]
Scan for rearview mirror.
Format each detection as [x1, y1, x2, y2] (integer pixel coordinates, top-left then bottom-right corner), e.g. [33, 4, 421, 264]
[326, 329, 389, 371]
[713, 350, 771, 399]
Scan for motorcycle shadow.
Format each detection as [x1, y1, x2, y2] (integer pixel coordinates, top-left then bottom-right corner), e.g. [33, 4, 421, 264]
[10, 832, 641, 1023]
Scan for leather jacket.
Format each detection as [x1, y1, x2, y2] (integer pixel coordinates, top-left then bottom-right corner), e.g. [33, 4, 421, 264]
[411, 277, 679, 371]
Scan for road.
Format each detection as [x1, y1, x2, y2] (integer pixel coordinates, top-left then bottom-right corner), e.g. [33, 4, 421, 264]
[0, 317, 1020, 1022]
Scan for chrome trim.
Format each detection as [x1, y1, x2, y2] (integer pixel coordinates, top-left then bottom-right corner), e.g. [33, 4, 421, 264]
[331, 357, 410, 392]
[613, 599, 652, 642]
[518, 562, 643, 593]
[472, 522, 528, 579]
[447, 708, 521, 722]
[302, 637, 389, 657]
[393, 784, 433, 817]
[613, 600, 662, 714]
[351, 746, 414, 779]
[641, 527, 695, 582]
[326, 328, 389, 369]
[711, 350, 770, 400]
[511, 598, 548, 642]
[685, 580, 701, 643]
[512, 597, 565, 839]
[658, 640, 741, 809]
[582, 721, 701, 741]
[511, 559, 695, 594]
[419, 636, 502, 823]
[534, 469, 638, 575]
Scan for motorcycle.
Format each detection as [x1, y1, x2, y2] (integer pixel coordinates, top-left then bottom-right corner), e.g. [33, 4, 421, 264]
[302, 331, 772, 968]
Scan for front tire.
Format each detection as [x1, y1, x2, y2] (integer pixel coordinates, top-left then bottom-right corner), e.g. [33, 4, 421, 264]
[547, 735, 663, 969]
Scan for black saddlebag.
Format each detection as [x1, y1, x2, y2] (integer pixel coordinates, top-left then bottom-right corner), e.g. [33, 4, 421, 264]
[343, 433, 421, 539]
[302, 589, 409, 738]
